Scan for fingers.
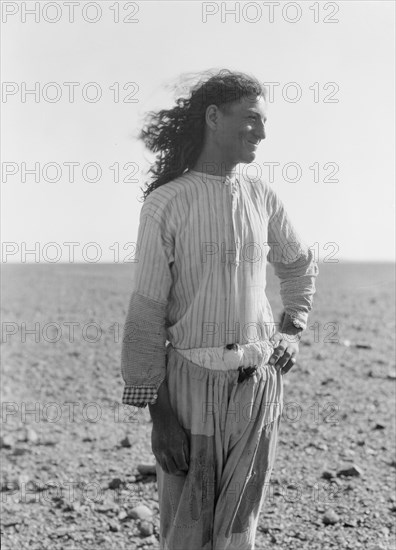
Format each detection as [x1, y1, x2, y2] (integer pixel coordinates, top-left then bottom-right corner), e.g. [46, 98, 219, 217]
[281, 356, 296, 375]
[269, 344, 288, 367]
[269, 338, 298, 373]
[156, 436, 190, 476]
[276, 348, 293, 370]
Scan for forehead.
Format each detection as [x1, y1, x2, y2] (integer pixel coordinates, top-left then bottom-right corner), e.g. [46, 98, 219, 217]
[229, 95, 267, 119]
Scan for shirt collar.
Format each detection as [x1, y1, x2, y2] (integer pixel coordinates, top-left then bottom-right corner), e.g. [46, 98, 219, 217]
[188, 169, 239, 186]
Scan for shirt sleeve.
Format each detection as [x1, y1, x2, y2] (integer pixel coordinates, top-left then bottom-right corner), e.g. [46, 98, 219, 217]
[266, 187, 319, 330]
[121, 207, 174, 408]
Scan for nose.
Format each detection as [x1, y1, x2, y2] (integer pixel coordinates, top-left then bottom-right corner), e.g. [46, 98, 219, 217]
[254, 119, 266, 140]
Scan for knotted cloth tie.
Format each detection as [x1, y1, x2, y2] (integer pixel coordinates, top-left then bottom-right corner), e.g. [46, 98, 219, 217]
[226, 344, 259, 383]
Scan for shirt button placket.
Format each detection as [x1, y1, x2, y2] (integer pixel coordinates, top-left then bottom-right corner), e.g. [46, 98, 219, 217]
[229, 178, 239, 266]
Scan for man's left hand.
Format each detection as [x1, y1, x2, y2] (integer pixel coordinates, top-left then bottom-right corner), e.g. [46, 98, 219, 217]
[269, 332, 300, 374]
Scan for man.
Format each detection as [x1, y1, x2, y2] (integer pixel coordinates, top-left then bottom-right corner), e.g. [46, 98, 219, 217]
[121, 69, 318, 550]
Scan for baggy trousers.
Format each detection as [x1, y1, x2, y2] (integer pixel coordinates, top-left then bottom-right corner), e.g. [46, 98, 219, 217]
[156, 346, 284, 550]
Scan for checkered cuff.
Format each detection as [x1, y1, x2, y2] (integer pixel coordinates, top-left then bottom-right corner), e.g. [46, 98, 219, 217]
[122, 385, 159, 408]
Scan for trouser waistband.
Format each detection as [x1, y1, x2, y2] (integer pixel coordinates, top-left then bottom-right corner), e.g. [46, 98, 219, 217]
[171, 341, 274, 377]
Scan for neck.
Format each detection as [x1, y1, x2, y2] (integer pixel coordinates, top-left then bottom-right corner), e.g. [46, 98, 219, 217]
[191, 146, 237, 178]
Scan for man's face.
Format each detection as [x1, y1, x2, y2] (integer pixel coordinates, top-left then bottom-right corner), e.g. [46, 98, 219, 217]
[215, 95, 267, 166]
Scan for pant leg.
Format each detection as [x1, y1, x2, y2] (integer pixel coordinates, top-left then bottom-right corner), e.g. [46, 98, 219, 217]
[156, 348, 224, 550]
[212, 364, 283, 550]
[156, 347, 283, 550]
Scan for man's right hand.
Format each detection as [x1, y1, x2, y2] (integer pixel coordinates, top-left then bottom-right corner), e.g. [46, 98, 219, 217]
[151, 415, 190, 476]
[148, 380, 190, 476]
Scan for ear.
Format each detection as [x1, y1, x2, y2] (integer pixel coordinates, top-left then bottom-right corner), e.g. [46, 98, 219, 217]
[205, 104, 221, 131]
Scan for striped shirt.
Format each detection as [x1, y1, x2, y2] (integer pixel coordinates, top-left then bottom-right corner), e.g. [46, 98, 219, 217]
[121, 169, 318, 407]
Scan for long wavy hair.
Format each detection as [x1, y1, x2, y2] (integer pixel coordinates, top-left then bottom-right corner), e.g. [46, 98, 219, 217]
[139, 69, 265, 200]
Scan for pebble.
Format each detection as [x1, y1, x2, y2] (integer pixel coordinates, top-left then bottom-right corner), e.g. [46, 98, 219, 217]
[63, 501, 81, 513]
[23, 428, 39, 444]
[108, 519, 119, 532]
[139, 520, 154, 537]
[12, 447, 29, 456]
[343, 519, 357, 527]
[128, 504, 153, 521]
[55, 527, 70, 538]
[0, 435, 14, 449]
[120, 436, 133, 448]
[137, 463, 157, 476]
[143, 534, 159, 546]
[337, 464, 363, 477]
[322, 470, 335, 480]
[322, 509, 340, 525]
[40, 439, 58, 446]
[373, 423, 385, 430]
[108, 477, 123, 490]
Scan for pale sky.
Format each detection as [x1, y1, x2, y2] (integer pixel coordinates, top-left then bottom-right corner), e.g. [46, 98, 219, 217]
[1, 0, 395, 263]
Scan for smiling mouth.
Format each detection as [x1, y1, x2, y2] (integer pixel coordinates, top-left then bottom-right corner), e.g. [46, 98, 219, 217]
[246, 140, 258, 151]
[246, 140, 259, 147]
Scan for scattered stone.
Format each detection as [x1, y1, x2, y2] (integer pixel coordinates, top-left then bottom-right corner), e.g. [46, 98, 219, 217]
[54, 527, 70, 538]
[322, 509, 340, 525]
[3, 519, 22, 528]
[322, 471, 335, 480]
[40, 439, 58, 446]
[137, 463, 157, 476]
[0, 435, 14, 449]
[373, 423, 385, 430]
[128, 504, 153, 521]
[118, 510, 128, 521]
[330, 478, 342, 487]
[337, 464, 363, 477]
[108, 477, 123, 490]
[108, 519, 119, 532]
[143, 534, 159, 546]
[342, 340, 351, 347]
[97, 534, 113, 545]
[134, 474, 146, 482]
[63, 501, 81, 513]
[120, 436, 132, 448]
[23, 428, 39, 444]
[313, 442, 328, 451]
[366, 447, 377, 455]
[343, 519, 357, 527]
[139, 520, 154, 537]
[386, 372, 396, 380]
[96, 502, 118, 515]
[339, 447, 355, 458]
[12, 446, 29, 456]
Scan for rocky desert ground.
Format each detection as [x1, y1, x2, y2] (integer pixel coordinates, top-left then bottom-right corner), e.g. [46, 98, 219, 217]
[1, 262, 395, 550]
